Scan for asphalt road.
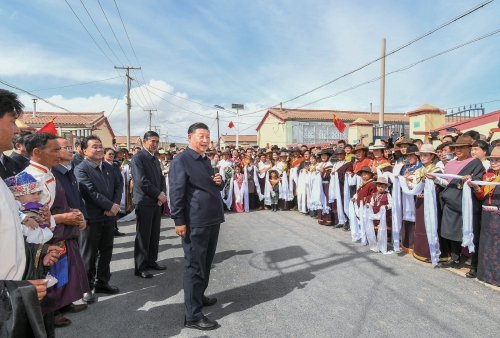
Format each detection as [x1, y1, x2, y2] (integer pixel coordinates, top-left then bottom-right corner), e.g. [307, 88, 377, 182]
[58, 210, 500, 338]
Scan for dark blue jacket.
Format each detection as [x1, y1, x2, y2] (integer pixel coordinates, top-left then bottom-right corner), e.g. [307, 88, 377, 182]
[9, 152, 30, 173]
[131, 149, 166, 206]
[51, 164, 88, 219]
[168, 147, 224, 227]
[74, 159, 123, 222]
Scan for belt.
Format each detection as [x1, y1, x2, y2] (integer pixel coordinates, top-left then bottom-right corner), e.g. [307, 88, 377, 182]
[322, 181, 329, 184]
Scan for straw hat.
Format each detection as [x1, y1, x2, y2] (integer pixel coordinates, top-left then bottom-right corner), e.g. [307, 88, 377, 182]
[369, 139, 386, 150]
[356, 166, 373, 176]
[487, 147, 500, 159]
[375, 177, 390, 186]
[452, 135, 474, 147]
[265, 149, 273, 154]
[418, 144, 437, 155]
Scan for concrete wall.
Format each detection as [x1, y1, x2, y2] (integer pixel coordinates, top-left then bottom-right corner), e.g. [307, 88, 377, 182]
[257, 114, 287, 148]
[409, 113, 445, 140]
[93, 127, 114, 148]
[348, 119, 373, 145]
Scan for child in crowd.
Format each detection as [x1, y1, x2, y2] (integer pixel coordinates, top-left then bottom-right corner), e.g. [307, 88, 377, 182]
[368, 177, 392, 234]
[268, 169, 280, 212]
[233, 165, 246, 213]
[4, 171, 55, 244]
[352, 166, 377, 207]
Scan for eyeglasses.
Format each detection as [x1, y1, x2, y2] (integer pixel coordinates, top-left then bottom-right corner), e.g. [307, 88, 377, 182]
[106, 153, 115, 156]
[62, 146, 73, 150]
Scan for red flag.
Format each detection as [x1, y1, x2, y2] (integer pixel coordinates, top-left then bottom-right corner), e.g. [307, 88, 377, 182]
[228, 121, 235, 128]
[333, 114, 346, 133]
[37, 117, 58, 135]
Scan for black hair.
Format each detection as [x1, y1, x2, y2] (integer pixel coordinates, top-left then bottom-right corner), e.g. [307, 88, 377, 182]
[442, 134, 455, 142]
[25, 132, 57, 156]
[463, 130, 480, 141]
[0, 89, 24, 119]
[74, 137, 82, 146]
[143, 131, 160, 140]
[436, 141, 454, 152]
[472, 140, 489, 152]
[188, 122, 209, 134]
[338, 140, 346, 145]
[413, 139, 423, 144]
[81, 135, 102, 150]
[345, 144, 353, 149]
[104, 147, 115, 154]
[13, 130, 33, 147]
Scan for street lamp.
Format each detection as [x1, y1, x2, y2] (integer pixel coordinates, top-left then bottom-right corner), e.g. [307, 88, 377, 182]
[214, 105, 225, 148]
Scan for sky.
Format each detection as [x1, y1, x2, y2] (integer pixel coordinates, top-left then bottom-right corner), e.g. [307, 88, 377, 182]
[1, 0, 499, 143]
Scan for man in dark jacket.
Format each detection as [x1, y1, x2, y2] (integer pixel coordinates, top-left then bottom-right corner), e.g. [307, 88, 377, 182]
[9, 130, 32, 173]
[69, 137, 84, 168]
[131, 131, 167, 278]
[74, 135, 123, 296]
[169, 122, 224, 331]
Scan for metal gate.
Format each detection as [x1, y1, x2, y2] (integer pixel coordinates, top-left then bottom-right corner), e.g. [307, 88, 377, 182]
[373, 122, 407, 142]
[445, 105, 485, 123]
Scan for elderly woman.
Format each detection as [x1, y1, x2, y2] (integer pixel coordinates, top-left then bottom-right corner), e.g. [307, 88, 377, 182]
[467, 148, 500, 283]
[412, 144, 449, 263]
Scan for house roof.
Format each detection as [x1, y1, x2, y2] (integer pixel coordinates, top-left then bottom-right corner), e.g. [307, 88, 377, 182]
[220, 134, 257, 142]
[431, 109, 500, 133]
[256, 108, 409, 131]
[19, 112, 105, 126]
[114, 136, 141, 145]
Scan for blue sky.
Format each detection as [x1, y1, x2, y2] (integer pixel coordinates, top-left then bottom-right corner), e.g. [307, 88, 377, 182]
[1, 0, 499, 142]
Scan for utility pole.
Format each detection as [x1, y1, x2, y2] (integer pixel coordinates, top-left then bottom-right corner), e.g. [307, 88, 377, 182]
[216, 111, 220, 149]
[379, 38, 386, 128]
[144, 109, 157, 131]
[115, 66, 141, 150]
[231, 104, 244, 148]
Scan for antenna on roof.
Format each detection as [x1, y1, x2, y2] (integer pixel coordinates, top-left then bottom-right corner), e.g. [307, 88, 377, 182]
[280, 102, 282, 111]
[370, 103, 372, 115]
[32, 99, 37, 118]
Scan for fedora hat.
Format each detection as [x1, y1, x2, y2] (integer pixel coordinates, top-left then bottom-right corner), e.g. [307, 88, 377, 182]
[319, 148, 334, 156]
[405, 145, 420, 155]
[292, 146, 301, 152]
[452, 135, 474, 147]
[356, 166, 373, 176]
[279, 151, 288, 157]
[418, 144, 437, 155]
[354, 143, 369, 152]
[375, 177, 390, 186]
[487, 147, 500, 159]
[369, 139, 386, 150]
[395, 137, 414, 147]
[335, 147, 346, 155]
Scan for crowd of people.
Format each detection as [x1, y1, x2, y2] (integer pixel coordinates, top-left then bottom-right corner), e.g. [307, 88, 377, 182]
[2, 85, 500, 336]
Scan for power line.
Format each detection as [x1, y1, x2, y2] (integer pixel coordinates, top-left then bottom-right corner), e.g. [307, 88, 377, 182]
[78, 0, 124, 66]
[113, 0, 157, 110]
[0, 78, 73, 113]
[106, 77, 126, 119]
[295, 28, 500, 109]
[16, 76, 122, 93]
[443, 99, 500, 111]
[240, 0, 494, 116]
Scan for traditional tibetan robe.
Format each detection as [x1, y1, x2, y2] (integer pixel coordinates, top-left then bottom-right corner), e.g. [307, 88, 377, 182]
[308, 164, 319, 217]
[23, 161, 56, 208]
[400, 162, 423, 253]
[353, 158, 373, 173]
[371, 158, 392, 175]
[412, 164, 450, 262]
[274, 160, 291, 210]
[330, 160, 353, 225]
[318, 164, 333, 225]
[440, 158, 485, 242]
[368, 191, 392, 233]
[355, 179, 376, 207]
[233, 172, 245, 213]
[474, 171, 500, 286]
[269, 177, 280, 205]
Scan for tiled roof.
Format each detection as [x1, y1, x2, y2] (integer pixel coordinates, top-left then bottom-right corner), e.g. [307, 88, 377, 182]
[19, 112, 105, 125]
[114, 136, 141, 145]
[432, 109, 500, 133]
[256, 108, 409, 131]
[220, 134, 257, 142]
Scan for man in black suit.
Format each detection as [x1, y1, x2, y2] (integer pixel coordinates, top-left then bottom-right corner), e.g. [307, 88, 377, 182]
[9, 130, 32, 172]
[131, 131, 167, 278]
[74, 135, 123, 295]
[169, 122, 225, 331]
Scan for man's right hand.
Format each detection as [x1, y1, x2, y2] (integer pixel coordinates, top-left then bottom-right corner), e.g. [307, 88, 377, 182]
[158, 193, 168, 203]
[53, 211, 83, 226]
[28, 279, 49, 300]
[109, 204, 120, 216]
[175, 225, 187, 238]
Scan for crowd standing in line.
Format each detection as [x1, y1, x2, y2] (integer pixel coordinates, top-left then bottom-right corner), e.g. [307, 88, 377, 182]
[1, 86, 500, 335]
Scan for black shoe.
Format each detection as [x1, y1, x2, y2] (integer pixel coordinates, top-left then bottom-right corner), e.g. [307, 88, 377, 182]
[333, 223, 343, 229]
[135, 271, 154, 278]
[147, 264, 167, 270]
[440, 260, 460, 269]
[94, 284, 120, 294]
[465, 268, 477, 278]
[202, 296, 217, 307]
[82, 292, 95, 304]
[114, 230, 126, 236]
[184, 316, 218, 331]
[54, 314, 72, 327]
[61, 303, 88, 314]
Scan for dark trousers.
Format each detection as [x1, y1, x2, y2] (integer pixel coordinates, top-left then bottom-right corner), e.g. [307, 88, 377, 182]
[43, 312, 55, 338]
[447, 239, 463, 262]
[249, 192, 255, 210]
[182, 224, 220, 321]
[134, 204, 162, 272]
[79, 219, 115, 287]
